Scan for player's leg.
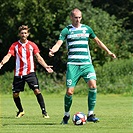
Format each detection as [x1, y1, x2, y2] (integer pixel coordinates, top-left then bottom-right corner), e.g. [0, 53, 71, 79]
[61, 64, 80, 124]
[12, 76, 25, 118]
[82, 64, 99, 122]
[34, 89, 49, 118]
[26, 72, 49, 118]
[88, 79, 97, 115]
[61, 87, 74, 124]
[87, 79, 99, 122]
[13, 92, 25, 118]
[64, 88, 74, 114]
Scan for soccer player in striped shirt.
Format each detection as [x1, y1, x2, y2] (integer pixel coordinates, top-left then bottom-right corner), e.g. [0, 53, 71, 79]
[49, 8, 116, 124]
[0, 25, 53, 118]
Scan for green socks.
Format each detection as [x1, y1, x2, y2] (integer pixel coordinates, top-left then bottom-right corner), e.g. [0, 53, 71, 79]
[64, 88, 96, 115]
[88, 88, 97, 111]
[64, 94, 72, 112]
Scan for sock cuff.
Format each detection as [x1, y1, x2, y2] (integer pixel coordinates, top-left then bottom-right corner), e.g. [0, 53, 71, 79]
[65, 94, 72, 98]
[89, 88, 97, 92]
[64, 112, 70, 116]
[36, 93, 41, 96]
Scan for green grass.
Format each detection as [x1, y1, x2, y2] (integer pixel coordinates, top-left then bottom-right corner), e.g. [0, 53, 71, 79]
[0, 93, 132, 133]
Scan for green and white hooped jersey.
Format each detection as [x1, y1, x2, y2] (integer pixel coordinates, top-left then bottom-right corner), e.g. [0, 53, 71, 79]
[59, 24, 96, 65]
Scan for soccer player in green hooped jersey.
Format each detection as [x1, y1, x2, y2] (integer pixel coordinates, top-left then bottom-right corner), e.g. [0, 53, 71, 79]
[49, 8, 116, 124]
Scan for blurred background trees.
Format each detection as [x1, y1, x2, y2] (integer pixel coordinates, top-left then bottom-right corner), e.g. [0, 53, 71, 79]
[0, 0, 132, 74]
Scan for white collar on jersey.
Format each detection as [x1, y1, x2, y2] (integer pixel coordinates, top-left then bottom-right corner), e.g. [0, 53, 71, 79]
[18, 40, 28, 46]
[71, 24, 82, 29]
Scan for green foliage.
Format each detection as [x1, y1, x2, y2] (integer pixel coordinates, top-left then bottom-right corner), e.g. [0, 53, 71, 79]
[73, 58, 133, 95]
[0, 71, 65, 94]
[80, 5, 132, 65]
[0, 58, 132, 96]
[96, 58, 133, 95]
[36, 71, 65, 93]
[0, 71, 13, 94]
[0, 0, 132, 74]
[92, 0, 133, 30]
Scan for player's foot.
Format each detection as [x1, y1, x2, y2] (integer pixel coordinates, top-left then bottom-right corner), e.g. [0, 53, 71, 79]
[42, 112, 50, 118]
[87, 114, 99, 123]
[16, 111, 25, 118]
[60, 115, 70, 124]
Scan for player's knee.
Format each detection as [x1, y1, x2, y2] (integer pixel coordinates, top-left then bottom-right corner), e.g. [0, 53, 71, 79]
[66, 89, 74, 96]
[13, 93, 19, 98]
[67, 92, 73, 96]
[88, 80, 97, 88]
[34, 89, 40, 95]
[90, 85, 97, 89]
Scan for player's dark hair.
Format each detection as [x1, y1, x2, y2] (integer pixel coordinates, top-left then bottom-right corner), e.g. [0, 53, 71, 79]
[18, 25, 30, 33]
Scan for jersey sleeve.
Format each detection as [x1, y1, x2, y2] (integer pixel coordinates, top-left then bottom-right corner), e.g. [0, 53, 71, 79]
[87, 26, 96, 39]
[32, 42, 40, 55]
[8, 43, 16, 56]
[58, 27, 69, 41]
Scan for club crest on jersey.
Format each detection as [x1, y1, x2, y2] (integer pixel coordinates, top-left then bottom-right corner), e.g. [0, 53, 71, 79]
[82, 30, 86, 34]
[29, 48, 33, 51]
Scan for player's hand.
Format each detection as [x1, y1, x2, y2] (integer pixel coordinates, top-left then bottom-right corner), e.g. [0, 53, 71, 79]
[49, 49, 54, 57]
[109, 52, 116, 59]
[0, 63, 3, 69]
[45, 65, 54, 73]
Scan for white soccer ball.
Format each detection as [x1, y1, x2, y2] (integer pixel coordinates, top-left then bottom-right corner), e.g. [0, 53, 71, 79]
[72, 112, 87, 125]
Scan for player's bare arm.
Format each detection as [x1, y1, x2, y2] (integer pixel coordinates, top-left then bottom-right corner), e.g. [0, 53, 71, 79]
[35, 53, 53, 73]
[49, 40, 63, 57]
[0, 53, 12, 69]
[93, 37, 116, 59]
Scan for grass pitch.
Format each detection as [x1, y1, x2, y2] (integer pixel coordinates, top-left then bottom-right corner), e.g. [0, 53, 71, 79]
[0, 93, 132, 133]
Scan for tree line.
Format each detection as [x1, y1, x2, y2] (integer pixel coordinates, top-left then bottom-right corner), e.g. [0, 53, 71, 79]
[0, 0, 132, 75]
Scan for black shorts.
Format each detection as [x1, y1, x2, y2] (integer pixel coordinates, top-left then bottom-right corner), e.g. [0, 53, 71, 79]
[12, 72, 39, 93]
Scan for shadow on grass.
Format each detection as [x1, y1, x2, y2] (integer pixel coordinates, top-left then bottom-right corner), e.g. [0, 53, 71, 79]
[2, 123, 57, 126]
[0, 116, 16, 119]
[0, 116, 59, 126]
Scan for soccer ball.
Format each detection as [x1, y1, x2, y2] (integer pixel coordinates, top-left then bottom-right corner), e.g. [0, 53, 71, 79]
[72, 112, 87, 125]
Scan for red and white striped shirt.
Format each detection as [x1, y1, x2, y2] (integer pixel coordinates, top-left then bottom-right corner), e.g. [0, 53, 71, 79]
[8, 40, 40, 76]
